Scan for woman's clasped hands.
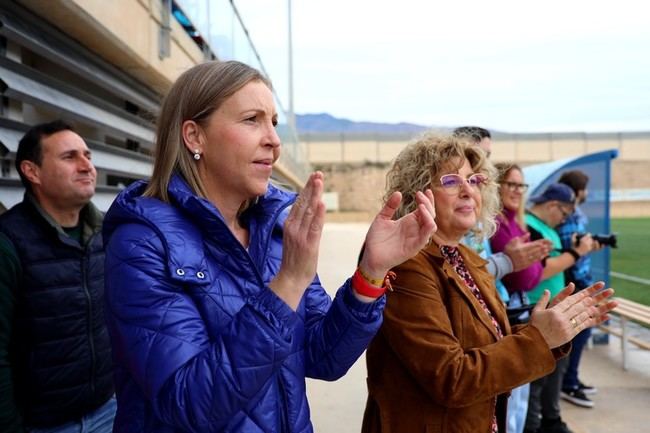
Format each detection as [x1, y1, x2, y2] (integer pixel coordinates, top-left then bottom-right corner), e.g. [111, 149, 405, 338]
[529, 282, 618, 349]
[270, 171, 437, 309]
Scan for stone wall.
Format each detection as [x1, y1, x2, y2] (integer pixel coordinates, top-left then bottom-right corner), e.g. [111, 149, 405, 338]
[315, 160, 650, 220]
[314, 162, 388, 216]
[306, 132, 650, 165]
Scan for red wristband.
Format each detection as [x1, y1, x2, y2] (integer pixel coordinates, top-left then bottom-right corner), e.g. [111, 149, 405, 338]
[351, 268, 395, 298]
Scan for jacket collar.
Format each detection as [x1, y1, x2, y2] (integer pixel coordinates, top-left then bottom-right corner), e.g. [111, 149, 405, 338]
[165, 174, 295, 238]
[104, 174, 297, 285]
[422, 240, 509, 339]
[165, 175, 296, 263]
[503, 207, 516, 221]
[422, 239, 488, 268]
[24, 192, 102, 246]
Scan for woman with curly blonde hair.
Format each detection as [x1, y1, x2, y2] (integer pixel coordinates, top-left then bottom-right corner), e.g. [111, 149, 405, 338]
[361, 132, 616, 433]
[384, 131, 500, 241]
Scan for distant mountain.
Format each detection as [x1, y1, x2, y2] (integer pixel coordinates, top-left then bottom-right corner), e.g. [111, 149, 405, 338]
[296, 113, 431, 134]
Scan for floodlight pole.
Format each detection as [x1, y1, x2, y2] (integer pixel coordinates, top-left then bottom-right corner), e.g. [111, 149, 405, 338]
[288, 0, 295, 132]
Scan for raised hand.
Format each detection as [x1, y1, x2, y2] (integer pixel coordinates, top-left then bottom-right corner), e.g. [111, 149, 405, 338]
[359, 189, 437, 282]
[269, 172, 326, 310]
[505, 234, 553, 271]
[529, 282, 617, 349]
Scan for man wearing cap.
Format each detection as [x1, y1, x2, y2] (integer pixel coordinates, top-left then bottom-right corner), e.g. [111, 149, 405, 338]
[523, 183, 594, 433]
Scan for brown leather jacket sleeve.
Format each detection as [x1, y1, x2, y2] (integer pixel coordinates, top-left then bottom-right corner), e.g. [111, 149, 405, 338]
[379, 249, 559, 408]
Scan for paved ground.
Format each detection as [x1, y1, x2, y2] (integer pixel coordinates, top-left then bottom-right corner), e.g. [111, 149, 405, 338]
[307, 223, 370, 433]
[307, 222, 650, 433]
[561, 326, 650, 433]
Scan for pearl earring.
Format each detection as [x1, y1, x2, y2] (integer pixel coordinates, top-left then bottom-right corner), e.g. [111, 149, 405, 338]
[193, 149, 201, 160]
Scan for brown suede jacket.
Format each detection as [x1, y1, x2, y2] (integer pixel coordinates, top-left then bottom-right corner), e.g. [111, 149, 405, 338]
[362, 241, 568, 433]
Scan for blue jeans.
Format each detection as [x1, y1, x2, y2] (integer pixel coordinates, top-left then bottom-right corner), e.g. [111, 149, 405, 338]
[563, 326, 592, 390]
[28, 397, 116, 433]
[507, 383, 530, 433]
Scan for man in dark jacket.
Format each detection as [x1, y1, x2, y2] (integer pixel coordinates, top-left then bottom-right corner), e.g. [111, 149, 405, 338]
[0, 120, 115, 432]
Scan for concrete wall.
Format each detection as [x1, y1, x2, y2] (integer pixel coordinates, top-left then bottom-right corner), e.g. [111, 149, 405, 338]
[306, 132, 650, 164]
[9, 0, 306, 191]
[314, 160, 650, 219]
[309, 131, 650, 217]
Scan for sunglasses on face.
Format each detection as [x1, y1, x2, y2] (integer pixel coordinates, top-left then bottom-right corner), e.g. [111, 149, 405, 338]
[501, 181, 529, 193]
[438, 173, 488, 195]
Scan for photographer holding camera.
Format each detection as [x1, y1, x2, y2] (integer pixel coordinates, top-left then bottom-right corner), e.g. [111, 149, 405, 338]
[557, 170, 606, 409]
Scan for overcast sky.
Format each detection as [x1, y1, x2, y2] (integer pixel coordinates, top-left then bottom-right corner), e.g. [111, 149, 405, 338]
[235, 0, 649, 133]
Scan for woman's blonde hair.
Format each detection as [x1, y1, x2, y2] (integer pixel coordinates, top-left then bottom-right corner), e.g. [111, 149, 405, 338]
[144, 60, 271, 202]
[384, 131, 500, 241]
[494, 162, 527, 230]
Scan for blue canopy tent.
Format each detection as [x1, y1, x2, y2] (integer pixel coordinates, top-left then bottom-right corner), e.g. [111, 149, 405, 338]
[522, 149, 619, 288]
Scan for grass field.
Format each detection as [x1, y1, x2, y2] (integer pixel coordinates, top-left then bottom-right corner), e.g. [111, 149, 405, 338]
[610, 217, 650, 305]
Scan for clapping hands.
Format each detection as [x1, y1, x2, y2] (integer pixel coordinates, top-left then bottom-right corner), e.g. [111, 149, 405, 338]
[358, 189, 437, 284]
[270, 172, 326, 310]
[505, 233, 553, 271]
[270, 172, 437, 310]
[529, 282, 617, 349]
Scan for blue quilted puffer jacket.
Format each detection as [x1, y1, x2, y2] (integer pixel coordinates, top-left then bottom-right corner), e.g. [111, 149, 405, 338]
[103, 175, 385, 432]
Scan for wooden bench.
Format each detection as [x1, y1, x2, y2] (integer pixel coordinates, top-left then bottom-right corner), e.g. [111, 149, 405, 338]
[598, 297, 650, 370]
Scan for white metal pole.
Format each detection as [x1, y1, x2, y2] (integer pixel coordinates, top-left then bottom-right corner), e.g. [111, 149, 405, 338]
[288, 0, 295, 132]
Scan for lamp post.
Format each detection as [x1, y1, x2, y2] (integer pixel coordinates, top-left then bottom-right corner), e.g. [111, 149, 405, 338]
[288, 0, 295, 132]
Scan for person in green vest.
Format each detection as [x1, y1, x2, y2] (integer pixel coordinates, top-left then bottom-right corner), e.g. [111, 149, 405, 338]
[523, 183, 595, 433]
[525, 184, 594, 303]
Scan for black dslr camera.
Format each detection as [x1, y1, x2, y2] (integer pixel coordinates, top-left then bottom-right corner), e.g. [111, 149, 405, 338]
[576, 233, 618, 248]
